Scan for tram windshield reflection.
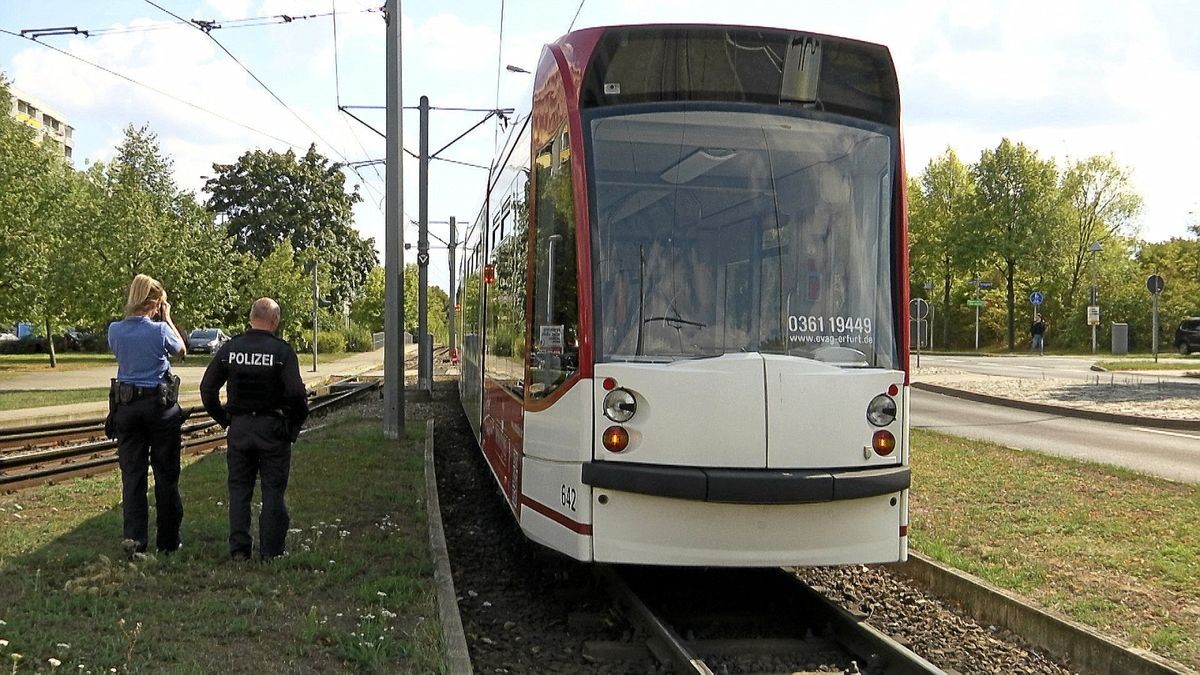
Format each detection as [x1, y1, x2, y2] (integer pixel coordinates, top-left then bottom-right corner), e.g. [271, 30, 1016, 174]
[588, 107, 898, 368]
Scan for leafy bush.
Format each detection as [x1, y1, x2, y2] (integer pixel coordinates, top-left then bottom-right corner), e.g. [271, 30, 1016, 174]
[316, 330, 346, 354]
[344, 326, 374, 352]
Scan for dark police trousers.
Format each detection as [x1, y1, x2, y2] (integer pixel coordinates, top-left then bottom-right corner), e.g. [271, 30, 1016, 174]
[227, 413, 292, 559]
[113, 396, 184, 553]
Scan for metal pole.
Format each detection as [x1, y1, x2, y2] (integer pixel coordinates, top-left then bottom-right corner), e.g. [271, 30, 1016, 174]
[974, 281, 980, 350]
[448, 216, 457, 357]
[1153, 292, 1159, 363]
[311, 263, 318, 372]
[418, 95, 430, 394]
[383, 0, 405, 437]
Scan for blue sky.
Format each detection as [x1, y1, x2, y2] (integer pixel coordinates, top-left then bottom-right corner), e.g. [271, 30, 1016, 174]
[3, 0, 1199, 292]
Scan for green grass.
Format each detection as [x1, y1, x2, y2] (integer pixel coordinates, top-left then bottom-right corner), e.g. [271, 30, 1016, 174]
[0, 411, 445, 673]
[910, 428, 1200, 668]
[0, 389, 112, 411]
[1095, 360, 1200, 372]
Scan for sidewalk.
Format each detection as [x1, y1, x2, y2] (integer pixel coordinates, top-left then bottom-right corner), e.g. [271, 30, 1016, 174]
[0, 347, 403, 428]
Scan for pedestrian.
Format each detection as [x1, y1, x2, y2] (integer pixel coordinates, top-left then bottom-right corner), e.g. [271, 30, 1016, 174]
[200, 298, 308, 561]
[106, 273, 187, 558]
[1031, 313, 1047, 354]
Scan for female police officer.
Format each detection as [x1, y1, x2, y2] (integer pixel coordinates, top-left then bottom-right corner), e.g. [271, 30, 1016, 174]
[107, 273, 187, 557]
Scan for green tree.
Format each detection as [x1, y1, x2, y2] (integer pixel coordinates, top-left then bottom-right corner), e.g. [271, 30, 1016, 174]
[1058, 155, 1143, 310]
[908, 148, 978, 346]
[68, 126, 241, 334]
[204, 145, 376, 307]
[350, 265, 385, 332]
[236, 241, 311, 342]
[970, 139, 1061, 350]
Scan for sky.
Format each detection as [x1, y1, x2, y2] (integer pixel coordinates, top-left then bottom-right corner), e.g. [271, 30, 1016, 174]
[3, 0, 1199, 294]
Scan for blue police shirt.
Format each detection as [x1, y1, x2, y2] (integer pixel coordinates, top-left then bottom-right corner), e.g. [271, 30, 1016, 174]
[108, 316, 183, 387]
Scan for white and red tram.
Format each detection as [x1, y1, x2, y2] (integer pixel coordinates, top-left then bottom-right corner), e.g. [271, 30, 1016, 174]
[457, 24, 911, 566]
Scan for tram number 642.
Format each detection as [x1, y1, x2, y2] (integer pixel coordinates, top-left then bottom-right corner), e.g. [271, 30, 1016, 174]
[560, 484, 577, 511]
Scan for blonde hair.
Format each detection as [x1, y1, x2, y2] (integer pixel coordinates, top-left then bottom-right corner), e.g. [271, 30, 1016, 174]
[124, 274, 165, 317]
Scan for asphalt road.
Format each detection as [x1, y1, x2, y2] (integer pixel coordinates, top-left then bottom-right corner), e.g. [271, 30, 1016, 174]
[911, 387, 1200, 484]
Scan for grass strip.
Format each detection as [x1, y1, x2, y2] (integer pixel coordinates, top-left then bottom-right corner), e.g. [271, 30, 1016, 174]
[910, 428, 1199, 667]
[0, 413, 445, 673]
[1095, 360, 1200, 372]
[0, 389, 111, 412]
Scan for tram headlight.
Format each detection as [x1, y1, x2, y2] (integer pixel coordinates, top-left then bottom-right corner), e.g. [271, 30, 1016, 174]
[603, 388, 637, 423]
[866, 394, 897, 427]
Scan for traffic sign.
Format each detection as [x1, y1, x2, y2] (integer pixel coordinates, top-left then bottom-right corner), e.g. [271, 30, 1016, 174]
[966, 299, 985, 307]
[417, 252, 430, 266]
[1029, 291, 1044, 305]
[1087, 306, 1100, 326]
[977, 281, 993, 289]
[909, 298, 929, 320]
[1146, 274, 1165, 294]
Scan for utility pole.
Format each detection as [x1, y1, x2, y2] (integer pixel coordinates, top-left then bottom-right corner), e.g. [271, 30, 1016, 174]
[311, 262, 319, 373]
[448, 216, 457, 358]
[383, 0, 405, 438]
[418, 95, 431, 396]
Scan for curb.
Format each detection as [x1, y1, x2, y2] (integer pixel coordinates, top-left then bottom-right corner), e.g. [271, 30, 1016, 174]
[897, 553, 1194, 675]
[911, 382, 1200, 431]
[423, 418, 473, 675]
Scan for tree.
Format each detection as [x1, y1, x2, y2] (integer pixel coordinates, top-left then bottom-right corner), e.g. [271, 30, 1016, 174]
[68, 126, 241, 334]
[908, 148, 978, 346]
[204, 145, 376, 308]
[236, 241, 311, 342]
[1058, 155, 1143, 310]
[970, 139, 1061, 350]
[350, 266, 385, 332]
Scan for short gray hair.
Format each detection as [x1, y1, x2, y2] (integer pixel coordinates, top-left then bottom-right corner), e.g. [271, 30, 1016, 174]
[250, 297, 280, 324]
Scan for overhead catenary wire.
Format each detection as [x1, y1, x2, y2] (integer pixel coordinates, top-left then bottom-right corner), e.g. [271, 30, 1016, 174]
[142, 0, 349, 163]
[568, 0, 588, 32]
[140, 0, 386, 216]
[0, 27, 308, 150]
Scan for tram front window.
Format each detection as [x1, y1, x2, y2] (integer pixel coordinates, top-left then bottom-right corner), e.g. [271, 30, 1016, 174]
[589, 108, 898, 368]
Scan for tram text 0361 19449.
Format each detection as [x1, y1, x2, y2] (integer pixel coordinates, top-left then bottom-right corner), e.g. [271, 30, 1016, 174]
[456, 24, 911, 566]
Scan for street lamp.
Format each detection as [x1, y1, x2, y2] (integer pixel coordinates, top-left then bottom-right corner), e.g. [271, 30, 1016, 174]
[1088, 241, 1102, 352]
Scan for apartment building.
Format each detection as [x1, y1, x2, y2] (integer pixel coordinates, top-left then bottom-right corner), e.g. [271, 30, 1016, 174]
[7, 84, 75, 160]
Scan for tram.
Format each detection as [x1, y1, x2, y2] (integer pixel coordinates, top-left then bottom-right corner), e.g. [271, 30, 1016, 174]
[457, 24, 911, 566]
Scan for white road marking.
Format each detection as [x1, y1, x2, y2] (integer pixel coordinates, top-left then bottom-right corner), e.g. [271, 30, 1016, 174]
[1133, 427, 1200, 441]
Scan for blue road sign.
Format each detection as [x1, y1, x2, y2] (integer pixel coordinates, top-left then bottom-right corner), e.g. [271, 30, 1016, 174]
[1030, 291, 1044, 305]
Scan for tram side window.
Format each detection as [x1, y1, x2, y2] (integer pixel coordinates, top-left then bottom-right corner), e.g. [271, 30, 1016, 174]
[529, 128, 580, 400]
[487, 182, 529, 396]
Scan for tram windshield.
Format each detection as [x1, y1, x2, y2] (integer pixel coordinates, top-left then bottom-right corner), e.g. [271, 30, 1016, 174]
[589, 107, 898, 368]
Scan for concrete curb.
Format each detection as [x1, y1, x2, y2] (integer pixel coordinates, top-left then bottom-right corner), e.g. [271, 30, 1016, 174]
[897, 553, 1194, 675]
[423, 418, 473, 675]
[911, 382, 1200, 431]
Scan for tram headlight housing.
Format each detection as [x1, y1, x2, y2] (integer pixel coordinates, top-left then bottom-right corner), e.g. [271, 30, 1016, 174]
[866, 394, 897, 427]
[603, 388, 637, 423]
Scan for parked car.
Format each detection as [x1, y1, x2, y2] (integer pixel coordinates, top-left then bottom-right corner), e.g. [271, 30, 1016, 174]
[1175, 317, 1200, 355]
[188, 328, 231, 354]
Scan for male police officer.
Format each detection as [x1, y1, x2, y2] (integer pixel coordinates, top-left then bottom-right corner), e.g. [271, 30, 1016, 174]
[200, 298, 308, 561]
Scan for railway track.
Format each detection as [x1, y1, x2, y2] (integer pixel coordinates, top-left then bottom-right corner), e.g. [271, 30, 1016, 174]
[592, 565, 942, 674]
[0, 379, 380, 491]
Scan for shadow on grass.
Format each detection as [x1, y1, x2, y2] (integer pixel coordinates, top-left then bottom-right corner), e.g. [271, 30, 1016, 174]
[0, 415, 445, 674]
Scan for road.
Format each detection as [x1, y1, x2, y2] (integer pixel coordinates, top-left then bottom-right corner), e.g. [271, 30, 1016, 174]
[910, 387, 1200, 483]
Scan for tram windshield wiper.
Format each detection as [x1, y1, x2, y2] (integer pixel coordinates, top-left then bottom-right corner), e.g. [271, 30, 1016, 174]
[643, 316, 706, 328]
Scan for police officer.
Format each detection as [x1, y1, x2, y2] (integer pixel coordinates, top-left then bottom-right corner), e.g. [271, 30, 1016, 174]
[107, 273, 187, 557]
[200, 298, 308, 561]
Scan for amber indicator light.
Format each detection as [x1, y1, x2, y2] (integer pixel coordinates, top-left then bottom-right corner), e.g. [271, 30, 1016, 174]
[872, 430, 896, 455]
[602, 426, 629, 452]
